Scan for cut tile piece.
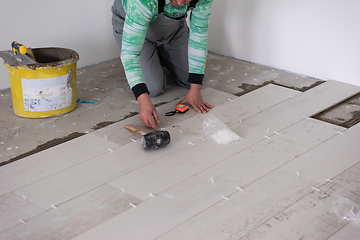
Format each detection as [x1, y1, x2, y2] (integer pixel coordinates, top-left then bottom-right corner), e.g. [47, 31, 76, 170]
[0, 184, 142, 240]
[196, 118, 344, 191]
[0, 134, 120, 197]
[280, 123, 360, 184]
[243, 80, 360, 132]
[157, 170, 316, 240]
[0, 193, 44, 233]
[74, 176, 234, 240]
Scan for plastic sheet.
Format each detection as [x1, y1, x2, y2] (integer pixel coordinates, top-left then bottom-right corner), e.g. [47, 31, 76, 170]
[332, 195, 360, 225]
[202, 114, 242, 145]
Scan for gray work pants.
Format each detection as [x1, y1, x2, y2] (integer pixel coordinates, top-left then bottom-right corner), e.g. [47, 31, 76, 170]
[111, 1, 191, 97]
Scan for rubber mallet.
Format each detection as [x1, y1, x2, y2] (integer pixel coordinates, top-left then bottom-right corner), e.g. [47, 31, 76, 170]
[124, 125, 171, 150]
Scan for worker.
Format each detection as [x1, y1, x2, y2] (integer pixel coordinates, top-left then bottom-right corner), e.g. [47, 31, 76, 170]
[112, 0, 214, 130]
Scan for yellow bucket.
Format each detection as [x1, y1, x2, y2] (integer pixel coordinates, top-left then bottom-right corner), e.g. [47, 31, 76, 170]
[5, 47, 79, 118]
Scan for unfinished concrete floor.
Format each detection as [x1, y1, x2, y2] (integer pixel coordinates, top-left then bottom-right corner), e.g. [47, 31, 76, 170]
[0, 52, 324, 165]
[1, 52, 360, 239]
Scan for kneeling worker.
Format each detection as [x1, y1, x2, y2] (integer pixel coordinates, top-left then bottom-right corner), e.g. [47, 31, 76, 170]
[112, 0, 214, 130]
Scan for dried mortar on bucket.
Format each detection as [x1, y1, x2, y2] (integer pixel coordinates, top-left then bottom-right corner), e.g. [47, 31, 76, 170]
[3, 47, 79, 118]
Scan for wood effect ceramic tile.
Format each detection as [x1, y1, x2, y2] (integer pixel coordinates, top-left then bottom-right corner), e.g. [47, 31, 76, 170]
[280, 123, 360, 184]
[196, 118, 344, 191]
[243, 163, 360, 240]
[0, 147, 65, 197]
[242, 190, 347, 240]
[0, 134, 120, 197]
[55, 133, 121, 164]
[12, 144, 146, 210]
[90, 87, 236, 147]
[208, 84, 301, 126]
[243, 80, 360, 132]
[74, 176, 234, 240]
[90, 85, 297, 148]
[149, 176, 234, 219]
[167, 84, 301, 140]
[0, 193, 44, 233]
[157, 170, 316, 240]
[156, 87, 238, 130]
[0, 184, 142, 240]
[328, 223, 360, 240]
[106, 121, 262, 201]
[155, 122, 265, 176]
[107, 159, 190, 201]
[72, 204, 171, 240]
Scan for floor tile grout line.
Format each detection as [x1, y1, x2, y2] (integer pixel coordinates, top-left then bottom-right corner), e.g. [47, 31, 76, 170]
[132, 117, 338, 203]
[149, 117, 353, 238]
[242, 160, 360, 239]
[154, 196, 228, 240]
[325, 223, 350, 240]
[10, 114, 344, 220]
[154, 172, 316, 240]
[5, 145, 123, 199]
[1, 183, 136, 237]
[4, 83, 351, 234]
[243, 162, 360, 240]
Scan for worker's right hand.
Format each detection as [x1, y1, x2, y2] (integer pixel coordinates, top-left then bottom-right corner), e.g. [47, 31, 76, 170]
[137, 93, 160, 130]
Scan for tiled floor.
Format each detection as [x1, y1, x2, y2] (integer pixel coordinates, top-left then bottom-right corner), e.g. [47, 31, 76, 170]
[1, 54, 360, 239]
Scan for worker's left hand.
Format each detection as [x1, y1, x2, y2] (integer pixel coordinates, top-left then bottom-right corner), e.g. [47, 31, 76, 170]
[178, 84, 213, 113]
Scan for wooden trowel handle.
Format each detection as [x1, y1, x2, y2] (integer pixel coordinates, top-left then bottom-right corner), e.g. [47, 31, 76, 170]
[124, 125, 147, 136]
[26, 48, 36, 61]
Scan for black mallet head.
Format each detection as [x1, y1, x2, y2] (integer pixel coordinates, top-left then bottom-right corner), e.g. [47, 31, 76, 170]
[140, 130, 171, 150]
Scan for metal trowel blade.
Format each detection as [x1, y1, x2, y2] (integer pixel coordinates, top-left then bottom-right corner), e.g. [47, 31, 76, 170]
[0, 50, 37, 66]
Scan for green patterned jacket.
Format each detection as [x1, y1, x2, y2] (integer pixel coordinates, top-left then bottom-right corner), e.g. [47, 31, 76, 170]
[120, 0, 213, 96]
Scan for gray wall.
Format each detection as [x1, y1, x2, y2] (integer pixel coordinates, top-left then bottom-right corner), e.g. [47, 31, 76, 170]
[208, 0, 360, 86]
[0, 0, 119, 90]
[1, 0, 359, 90]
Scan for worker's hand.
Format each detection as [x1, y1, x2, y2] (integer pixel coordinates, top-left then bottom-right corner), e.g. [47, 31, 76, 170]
[178, 84, 213, 113]
[137, 93, 160, 130]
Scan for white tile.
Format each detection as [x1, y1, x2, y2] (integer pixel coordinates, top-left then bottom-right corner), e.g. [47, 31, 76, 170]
[107, 159, 190, 201]
[244, 162, 360, 240]
[90, 85, 298, 147]
[12, 143, 143, 210]
[243, 80, 360, 132]
[0, 134, 120, 197]
[209, 83, 301, 126]
[157, 170, 317, 240]
[242, 191, 347, 240]
[91, 87, 236, 146]
[328, 223, 360, 240]
[0, 184, 142, 240]
[74, 176, 234, 240]
[196, 118, 344, 190]
[107, 122, 263, 201]
[281, 123, 360, 184]
[156, 122, 265, 176]
[0, 193, 44, 233]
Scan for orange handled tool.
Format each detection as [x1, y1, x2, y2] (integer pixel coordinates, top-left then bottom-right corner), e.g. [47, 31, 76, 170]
[165, 104, 189, 116]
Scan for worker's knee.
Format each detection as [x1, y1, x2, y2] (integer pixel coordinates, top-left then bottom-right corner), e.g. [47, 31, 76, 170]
[173, 70, 190, 89]
[148, 84, 165, 98]
[146, 73, 166, 98]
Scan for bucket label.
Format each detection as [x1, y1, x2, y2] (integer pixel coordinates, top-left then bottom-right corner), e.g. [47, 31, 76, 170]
[21, 73, 72, 112]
